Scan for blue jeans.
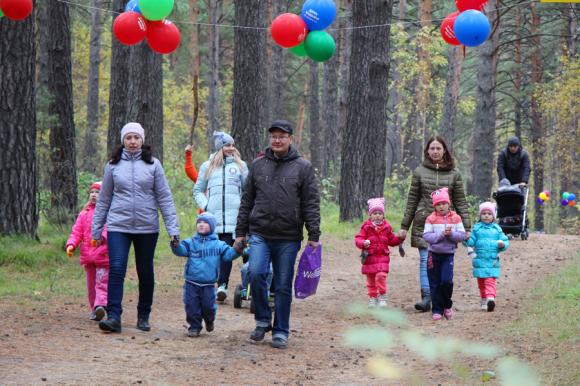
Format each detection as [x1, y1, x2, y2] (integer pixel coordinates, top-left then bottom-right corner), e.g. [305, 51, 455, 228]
[248, 234, 301, 341]
[184, 282, 216, 332]
[418, 248, 430, 290]
[427, 252, 455, 314]
[217, 233, 234, 288]
[106, 232, 159, 321]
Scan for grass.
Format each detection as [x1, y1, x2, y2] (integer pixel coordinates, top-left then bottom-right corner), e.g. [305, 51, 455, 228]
[503, 253, 580, 386]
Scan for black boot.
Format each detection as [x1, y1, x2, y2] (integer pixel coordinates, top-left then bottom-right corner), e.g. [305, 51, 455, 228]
[414, 289, 431, 312]
[137, 317, 151, 331]
[99, 318, 122, 333]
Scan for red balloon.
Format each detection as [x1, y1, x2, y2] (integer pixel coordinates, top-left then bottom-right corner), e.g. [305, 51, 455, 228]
[146, 20, 180, 54]
[0, 0, 33, 21]
[271, 13, 308, 48]
[113, 11, 147, 46]
[441, 12, 460, 45]
[455, 0, 487, 12]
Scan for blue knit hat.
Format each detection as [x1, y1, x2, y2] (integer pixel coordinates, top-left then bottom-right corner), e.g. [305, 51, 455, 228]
[196, 212, 216, 235]
[213, 131, 234, 151]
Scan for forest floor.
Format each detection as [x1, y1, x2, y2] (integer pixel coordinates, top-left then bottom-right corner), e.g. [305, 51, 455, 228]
[0, 233, 578, 386]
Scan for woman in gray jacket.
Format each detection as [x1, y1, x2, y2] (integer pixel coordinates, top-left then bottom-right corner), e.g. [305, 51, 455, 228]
[92, 122, 179, 333]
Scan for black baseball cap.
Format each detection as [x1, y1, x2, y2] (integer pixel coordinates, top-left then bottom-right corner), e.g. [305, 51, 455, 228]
[268, 120, 294, 135]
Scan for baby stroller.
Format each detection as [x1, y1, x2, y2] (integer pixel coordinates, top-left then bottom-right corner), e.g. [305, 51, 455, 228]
[233, 246, 274, 313]
[492, 179, 529, 240]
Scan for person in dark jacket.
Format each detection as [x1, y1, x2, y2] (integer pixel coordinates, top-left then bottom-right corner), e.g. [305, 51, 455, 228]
[92, 122, 180, 333]
[497, 136, 531, 186]
[235, 119, 321, 350]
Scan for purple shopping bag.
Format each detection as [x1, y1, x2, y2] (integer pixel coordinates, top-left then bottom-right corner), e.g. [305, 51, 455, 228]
[294, 243, 322, 299]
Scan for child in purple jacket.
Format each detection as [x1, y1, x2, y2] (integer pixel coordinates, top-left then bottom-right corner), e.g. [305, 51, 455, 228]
[423, 188, 466, 321]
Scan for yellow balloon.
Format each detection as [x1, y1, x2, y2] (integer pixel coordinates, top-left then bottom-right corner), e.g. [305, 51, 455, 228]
[539, 192, 547, 201]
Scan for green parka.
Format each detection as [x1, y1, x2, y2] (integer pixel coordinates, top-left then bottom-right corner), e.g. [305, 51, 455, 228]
[401, 159, 471, 248]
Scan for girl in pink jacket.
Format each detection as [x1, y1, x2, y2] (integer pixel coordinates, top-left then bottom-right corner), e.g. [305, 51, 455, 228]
[66, 182, 109, 321]
[355, 198, 403, 308]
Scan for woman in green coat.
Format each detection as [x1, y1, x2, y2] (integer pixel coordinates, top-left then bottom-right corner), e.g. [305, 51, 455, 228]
[399, 136, 471, 312]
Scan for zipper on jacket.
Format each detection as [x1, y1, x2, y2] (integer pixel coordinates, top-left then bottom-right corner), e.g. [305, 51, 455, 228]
[222, 162, 226, 234]
[436, 163, 439, 188]
[131, 154, 136, 229]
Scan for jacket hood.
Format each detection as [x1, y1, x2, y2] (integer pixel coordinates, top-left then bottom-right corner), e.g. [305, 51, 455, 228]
[265, 145, 301, 162]
[193, 232, 219, 242]
[422, 157, 453, 172]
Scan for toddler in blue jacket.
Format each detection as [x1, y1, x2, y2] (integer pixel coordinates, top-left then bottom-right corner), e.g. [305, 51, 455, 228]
[171, 212, 241, 336]
[466, 202, 509, 312]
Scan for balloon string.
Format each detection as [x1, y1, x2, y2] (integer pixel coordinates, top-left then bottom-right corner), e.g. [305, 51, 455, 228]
[57, 0, 538, 30]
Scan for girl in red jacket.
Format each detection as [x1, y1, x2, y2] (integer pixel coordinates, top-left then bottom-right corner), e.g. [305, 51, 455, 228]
[66, 182, 109, 321]
[355, 198, 404, 308]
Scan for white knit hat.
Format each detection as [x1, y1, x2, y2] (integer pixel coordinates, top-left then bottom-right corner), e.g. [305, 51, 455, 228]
[479, 201, 497, 219]
[120, 122, 145, 142]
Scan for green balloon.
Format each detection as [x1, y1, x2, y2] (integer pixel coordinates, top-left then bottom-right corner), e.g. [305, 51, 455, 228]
[139, 0, 174, 21]
[0, 8, 4, 18]
[304, 30, 336, 62]
[289, 42, 308, 57]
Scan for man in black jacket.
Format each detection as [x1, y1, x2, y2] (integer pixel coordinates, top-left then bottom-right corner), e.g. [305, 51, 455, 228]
[497, 136, 531, 186]
[235, 119, 320, 349]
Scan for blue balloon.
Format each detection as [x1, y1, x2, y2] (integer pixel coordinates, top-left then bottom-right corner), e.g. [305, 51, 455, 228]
[453, 10, 491, 47]
[568, 193, 576, 201]
[301, 0, 337, 31]
[125, 0, 141, 14]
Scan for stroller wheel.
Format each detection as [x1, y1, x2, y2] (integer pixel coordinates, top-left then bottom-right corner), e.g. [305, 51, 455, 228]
[233, 284, 243, 309]
[521, 230, 528, 240]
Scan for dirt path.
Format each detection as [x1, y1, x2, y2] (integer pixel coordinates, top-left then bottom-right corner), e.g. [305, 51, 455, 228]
[1, 234, 578, 385]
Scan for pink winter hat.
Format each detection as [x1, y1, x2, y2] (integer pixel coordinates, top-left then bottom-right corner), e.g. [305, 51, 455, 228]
[479, 201, 497, 219]
[367, 197, 385, 215]
[431, 187, 450, 206]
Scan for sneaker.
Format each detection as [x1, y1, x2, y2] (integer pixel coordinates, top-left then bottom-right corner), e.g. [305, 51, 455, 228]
[487, 298, 496, 312]
[444, 308, 454, 320]
[217, 284, 228, 302]
[205, 320, 214, 332]
[94, 306, 106, 321]
[188, 329, 200, 337]
[480, 299, 488, 311]
[89, 311, 98, 321]
[432, 313, 442, 321]
[368, 297, 378, 308]
[271, 337, 288, 349]
[249, 325, 272, 342]
[378, 294, 388, 308]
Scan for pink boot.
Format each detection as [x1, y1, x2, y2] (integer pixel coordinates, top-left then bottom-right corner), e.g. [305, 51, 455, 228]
[432, 313, 442, 321]
[444, 308, 454, 320]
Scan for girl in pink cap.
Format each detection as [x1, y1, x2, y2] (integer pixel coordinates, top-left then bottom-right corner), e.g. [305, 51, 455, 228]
[466, 202, 509, 312]
[66, 182, 109, 321]
[423, 187, 466, 321]
[355, 197, 405, 308]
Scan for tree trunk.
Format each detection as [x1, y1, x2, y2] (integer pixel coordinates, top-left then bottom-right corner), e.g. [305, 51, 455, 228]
[107, 0, 131, 155]
[308, 61, 322, 175]
[47, 0, 77, 223]
[0, 14, 38, 236]
[265, 0, 285, 128]
[530, 3, 544, 230]
[231, 0, 267, 163]
[339, 0, 392, 221]
[401, 0, 431, 178]
[513, 7, 523, 139]
[126, 43, 164, 161]
[469, 0, 500, 200]
[439, 46, 463, 153]
[189, 0, 200, 144]
[207, 0, 221, 152]
[336, 0, 352, 174]
[82, 0, 104, 174]
[321, 28, 339, 178]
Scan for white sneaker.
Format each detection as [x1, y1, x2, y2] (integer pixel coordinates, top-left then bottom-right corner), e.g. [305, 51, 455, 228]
[378, 294, 388, 308]
[216, 284, 228, 302]
[480, 299, 488, 311]
[368, 297, 378, 308]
